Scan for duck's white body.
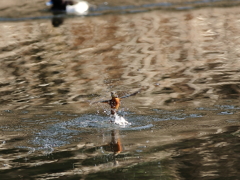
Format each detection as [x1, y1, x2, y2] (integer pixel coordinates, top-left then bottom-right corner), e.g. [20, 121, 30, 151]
[46, 0, 89, 15]
[66, 1, 89, 15]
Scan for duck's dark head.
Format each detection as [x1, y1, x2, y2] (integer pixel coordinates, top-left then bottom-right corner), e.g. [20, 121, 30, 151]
[46, 0, 74, 11]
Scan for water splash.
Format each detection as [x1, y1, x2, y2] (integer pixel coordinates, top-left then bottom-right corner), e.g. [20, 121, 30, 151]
[110, 114, 131, 127]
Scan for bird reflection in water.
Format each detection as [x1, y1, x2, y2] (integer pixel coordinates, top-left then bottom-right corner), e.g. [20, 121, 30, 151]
[102, 129, 123, 165]
[103, 130, 122, 154]
[51, 15, 64, 27]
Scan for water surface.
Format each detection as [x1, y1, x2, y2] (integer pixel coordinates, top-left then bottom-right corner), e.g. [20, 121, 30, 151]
[1, 0, 240, 179]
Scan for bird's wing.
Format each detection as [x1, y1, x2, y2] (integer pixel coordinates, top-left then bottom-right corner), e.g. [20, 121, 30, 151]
[91, 89, 141, 104]
[119, 89, 141, 99]
[92, 99, 110, 104]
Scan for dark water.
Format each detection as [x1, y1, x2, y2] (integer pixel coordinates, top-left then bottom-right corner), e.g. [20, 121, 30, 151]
[1, 0, 240, 179]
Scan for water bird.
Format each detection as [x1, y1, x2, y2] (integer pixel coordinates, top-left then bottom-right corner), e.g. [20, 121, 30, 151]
[95, 90, 140, 115]
[46, 0, 89, 15]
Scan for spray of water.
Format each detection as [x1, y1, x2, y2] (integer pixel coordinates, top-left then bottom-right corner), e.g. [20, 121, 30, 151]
[110, 113, 131, 126]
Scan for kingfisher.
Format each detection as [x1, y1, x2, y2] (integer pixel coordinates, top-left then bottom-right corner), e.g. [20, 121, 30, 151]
[95, 90, 140, 115]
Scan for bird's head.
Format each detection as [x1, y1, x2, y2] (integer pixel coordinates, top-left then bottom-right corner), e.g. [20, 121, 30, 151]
[111, 91, 118, 98]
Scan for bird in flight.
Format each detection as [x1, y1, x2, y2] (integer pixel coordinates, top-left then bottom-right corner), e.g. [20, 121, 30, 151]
[93, 90, 140, 115]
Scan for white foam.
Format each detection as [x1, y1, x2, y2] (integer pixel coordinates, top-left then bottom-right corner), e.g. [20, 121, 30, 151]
[110, 114, 131, 127]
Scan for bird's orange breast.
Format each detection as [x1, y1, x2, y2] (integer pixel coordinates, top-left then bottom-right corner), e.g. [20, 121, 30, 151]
[110, 98, 120, 109]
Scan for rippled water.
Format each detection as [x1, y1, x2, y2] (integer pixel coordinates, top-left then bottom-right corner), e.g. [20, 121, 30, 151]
[1, 0, 240, 179]
[1, 102, 240, 179]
